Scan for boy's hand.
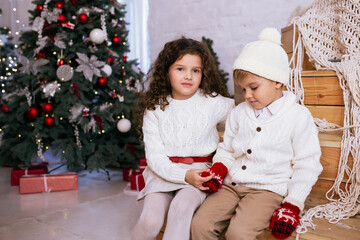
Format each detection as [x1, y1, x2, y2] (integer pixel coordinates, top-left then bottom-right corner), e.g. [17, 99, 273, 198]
[201, 162, 228, 193]
[269, 202, 300, 239]
[185, 169, 214, 191]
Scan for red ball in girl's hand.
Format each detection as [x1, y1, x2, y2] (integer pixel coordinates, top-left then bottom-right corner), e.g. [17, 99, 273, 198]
[44, 117, 55, 127]
[78, 13, 88, 23]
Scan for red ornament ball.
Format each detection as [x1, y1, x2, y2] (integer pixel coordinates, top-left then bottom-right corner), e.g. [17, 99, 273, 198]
[78, 13, 88, 23]
[112, 36, 121, 45]
[57, 58, 65, 66]
[36, 4, 43, 11]
[55, 1, 64, 9]
[42, 103, 53, 113]
[58, 14, 67, 23]
[107, 56, 114, 64]
[2, 105, 8, 113]
[26, 106, 39, 121]
[37, 52, 46, 59]
[123, 55, 127, 62]
[98, 77, 107, 86]
[44, 117, 55, 127]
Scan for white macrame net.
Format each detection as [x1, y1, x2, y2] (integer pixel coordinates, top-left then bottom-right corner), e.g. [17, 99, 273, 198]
[287, 0, 360, 237]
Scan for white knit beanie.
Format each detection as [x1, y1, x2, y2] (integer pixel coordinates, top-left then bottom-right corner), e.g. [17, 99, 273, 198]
[233, 28, 290, 85]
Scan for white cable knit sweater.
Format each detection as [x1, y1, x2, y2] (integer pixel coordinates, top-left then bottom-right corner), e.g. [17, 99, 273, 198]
[214, 91, 322, 210]
[138, 90, 234, 200]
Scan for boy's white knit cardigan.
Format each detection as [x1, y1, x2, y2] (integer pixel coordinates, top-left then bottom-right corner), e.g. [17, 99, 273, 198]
[214, 91, 322, 211]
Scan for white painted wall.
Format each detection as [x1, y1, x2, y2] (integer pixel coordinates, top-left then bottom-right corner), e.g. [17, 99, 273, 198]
[148, 0, 313, 95]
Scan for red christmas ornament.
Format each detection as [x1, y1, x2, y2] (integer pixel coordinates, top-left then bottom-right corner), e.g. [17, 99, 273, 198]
[2, 105, 8, 113]
[54, 1, 64, 9]
[57, 59, 64, 66]
[36, 4, 43, 12]
[112, 36, 121, 45]
[58, 14, 67, 23]
[123, 55, 127, 62]
[98, 77, 107, 86]
[42, 103, 53, 114]
[107, 56, 114, 64]
[78, 13, 88, 23]
[26, 106, 39, 121]
[44, 117, 55, 127]
[37, 52, 46, 59]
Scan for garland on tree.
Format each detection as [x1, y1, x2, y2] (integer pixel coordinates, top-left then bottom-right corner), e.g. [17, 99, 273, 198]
[0, 0, 144, 172]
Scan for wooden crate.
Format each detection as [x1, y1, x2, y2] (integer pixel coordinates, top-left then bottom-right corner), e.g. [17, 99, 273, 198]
[281, 25, 316, 71]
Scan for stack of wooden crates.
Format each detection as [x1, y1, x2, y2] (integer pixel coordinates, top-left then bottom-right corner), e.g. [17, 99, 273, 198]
[280, 25, 349, 209]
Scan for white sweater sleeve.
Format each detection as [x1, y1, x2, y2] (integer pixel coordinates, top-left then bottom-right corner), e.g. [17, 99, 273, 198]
[284, 110, 323, 210]
[213, 107, 238, 169]
[142, 110, 188, 184]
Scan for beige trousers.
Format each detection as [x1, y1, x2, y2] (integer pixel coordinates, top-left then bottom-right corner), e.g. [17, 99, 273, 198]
[191, 184, 283, 240]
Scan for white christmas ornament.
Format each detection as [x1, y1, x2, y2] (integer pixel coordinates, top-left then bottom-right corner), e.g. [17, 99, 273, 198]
[117, 118, 131, 133]
[101, 64, 112, 77]
[57, 65, 74, 81]
[89, 28, 106, 44]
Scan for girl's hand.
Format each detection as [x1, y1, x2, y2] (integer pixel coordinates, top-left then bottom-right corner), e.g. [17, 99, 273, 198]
[185, 169, 214, 191]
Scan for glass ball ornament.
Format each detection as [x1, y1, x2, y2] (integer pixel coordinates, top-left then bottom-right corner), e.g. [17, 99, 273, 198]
[44, 116, 55, 127]
[1, 105, 8, 113]
[89, 28, 106, 44]
[78, 13, 88, 23]
[26, 106, 39, 121]
[117, 118, 131, 133]
[101, 64, 112, 77]
[42, 103, 53, 113]
[112, 36, 121, 45]
[98, 77, 107, 86]
[58, 14, 67, 23]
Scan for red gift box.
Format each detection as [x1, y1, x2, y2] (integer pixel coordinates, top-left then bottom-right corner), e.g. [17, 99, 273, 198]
[11, 162, 49, 186]
[19, 172, 78, 194]
[123, 158, 147, 181]
[130, 170, 145, 191]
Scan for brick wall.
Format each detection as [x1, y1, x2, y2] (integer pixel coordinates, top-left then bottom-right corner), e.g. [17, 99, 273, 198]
[148, 0, 313, 95]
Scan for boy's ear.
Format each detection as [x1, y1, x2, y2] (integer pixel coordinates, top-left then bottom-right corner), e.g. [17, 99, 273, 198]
[274, 81, 283, 89]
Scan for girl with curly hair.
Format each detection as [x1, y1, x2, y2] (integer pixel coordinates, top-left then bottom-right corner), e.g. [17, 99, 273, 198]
[131, 37, 234, 240]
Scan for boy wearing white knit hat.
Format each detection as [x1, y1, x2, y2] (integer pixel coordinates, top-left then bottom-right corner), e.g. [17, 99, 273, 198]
[191, 28, 323, 240]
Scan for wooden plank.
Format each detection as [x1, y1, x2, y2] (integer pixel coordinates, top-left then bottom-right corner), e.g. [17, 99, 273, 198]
[281, 25, 315, 70]
[301, 70, 337, 77]
[306, 105, 344, 126]
[319, 146, 353, 181]
[281, 25, 297, 53]
[302, 75, 344, 105]
[319, 132, 342, 148]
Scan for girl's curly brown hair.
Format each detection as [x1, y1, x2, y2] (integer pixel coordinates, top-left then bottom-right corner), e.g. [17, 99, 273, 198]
[136, 37, 229, 134]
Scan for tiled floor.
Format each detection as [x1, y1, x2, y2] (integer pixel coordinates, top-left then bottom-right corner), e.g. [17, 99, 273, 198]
[0, 151, 143, 240]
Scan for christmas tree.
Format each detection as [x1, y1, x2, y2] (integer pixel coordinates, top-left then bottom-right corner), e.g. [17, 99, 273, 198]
[202, 37, 229, 92]
[0, 0, 144, 172]
[0, 8, 18, 105]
